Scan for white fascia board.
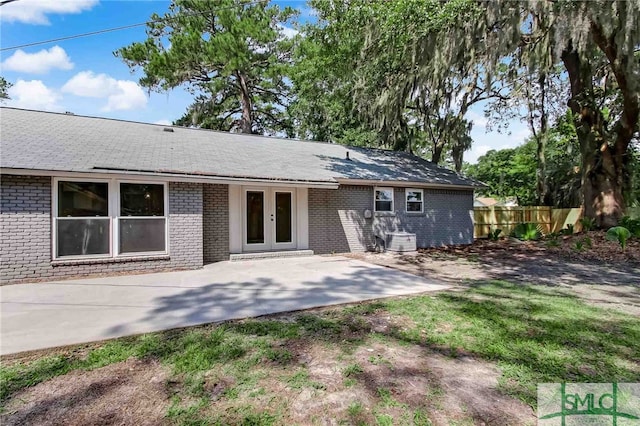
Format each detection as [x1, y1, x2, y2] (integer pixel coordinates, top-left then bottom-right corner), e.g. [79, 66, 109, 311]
[334, 178, 478, 191]
[0, 168, 340, 189]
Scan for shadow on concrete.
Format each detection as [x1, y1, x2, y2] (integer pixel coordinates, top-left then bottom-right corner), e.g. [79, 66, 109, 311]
[104, 260, 446, 338]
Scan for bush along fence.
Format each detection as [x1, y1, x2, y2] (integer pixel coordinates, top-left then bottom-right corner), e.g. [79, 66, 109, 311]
[473, 206, 640, 238]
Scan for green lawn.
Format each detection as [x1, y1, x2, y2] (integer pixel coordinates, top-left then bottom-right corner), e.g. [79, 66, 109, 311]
[2, 281, 639, 425]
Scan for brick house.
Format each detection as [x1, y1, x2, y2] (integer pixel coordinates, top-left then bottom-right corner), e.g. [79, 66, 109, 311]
[1, 108, 480, 284]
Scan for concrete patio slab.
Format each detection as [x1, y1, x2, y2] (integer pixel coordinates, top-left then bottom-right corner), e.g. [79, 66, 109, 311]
[0, 255, 450, 355]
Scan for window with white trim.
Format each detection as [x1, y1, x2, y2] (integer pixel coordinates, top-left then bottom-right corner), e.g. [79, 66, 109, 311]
[54, 179, 168, 259]
[118, 183, 166, 254]
[56, 181, 111, 257]
[374, 187, 394, 212]
[405, 188, 424, 213]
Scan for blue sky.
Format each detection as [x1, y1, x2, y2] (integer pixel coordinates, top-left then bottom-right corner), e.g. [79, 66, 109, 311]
[0, 0, 529, 163]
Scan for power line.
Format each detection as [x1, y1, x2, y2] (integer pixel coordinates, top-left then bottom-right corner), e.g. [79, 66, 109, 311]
[0, 0, 266, 52]
[1, 22, 153, 51]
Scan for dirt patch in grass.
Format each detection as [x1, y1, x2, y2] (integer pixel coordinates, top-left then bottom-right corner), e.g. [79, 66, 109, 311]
[353, 342, 534, 425]
[274, 313, 534, 425]
[1, 358, 170, 426]
[236, 337, 535, 425]
[287, 337, 535, 425]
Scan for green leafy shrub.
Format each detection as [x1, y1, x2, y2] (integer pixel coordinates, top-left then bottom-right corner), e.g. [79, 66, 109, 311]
[512, 223, 543, 241]
[606, 226, 631, 251]
[573, 237, 592, 252]
[579, 217, 596, 232]
[488, 229, 502, 241]
[619, 216, 640, 237]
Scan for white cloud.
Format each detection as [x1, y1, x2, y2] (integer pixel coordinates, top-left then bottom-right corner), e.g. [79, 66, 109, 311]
[300, 6, 318, 18]
[512, 127, 532, 145]
[154, 119, 172, 126]
[277, 24, 299, 39]
[104, 80, 147, 112]
[7, 79, 61, 111]
[466, 144, 492, 164]
[1, 46, 73, 74]
[466, 110, 488, 128]
[62, 71, 147, 111]
[62, 71, 114, 97]
[476, 144, 492, 157]
[466, 122, 532, 164]
[0, 0, 98, 25]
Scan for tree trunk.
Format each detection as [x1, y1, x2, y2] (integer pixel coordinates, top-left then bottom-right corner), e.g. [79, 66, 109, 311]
[452, 144, 463, 172]
[237, 71, 253, 134]
[561, 46, 625, 228]
[431, 140, 445, 165]
[536, 73, 549, 206]
[590, 21, 640, 212]
[535, 131, 549, 205]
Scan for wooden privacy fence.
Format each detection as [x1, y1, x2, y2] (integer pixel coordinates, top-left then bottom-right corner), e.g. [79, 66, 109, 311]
[473, 206, 583, 238]
[474, 206, 640, 238]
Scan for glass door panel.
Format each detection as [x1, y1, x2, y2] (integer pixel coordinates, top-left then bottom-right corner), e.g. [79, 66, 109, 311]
[246, 191, 265, 244]
[243, 187, 296, 251]
[275, 192, 292, 243]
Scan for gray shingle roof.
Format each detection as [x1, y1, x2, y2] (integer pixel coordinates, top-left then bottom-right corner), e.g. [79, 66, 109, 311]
[0, 108, 480, 187]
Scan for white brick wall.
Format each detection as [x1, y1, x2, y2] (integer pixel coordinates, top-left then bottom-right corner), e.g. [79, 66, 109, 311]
[0, 176, 205, 284]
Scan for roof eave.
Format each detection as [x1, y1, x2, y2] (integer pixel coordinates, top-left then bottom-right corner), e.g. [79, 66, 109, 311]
[334, 178, 480, 191]
[0, 167, 340, 189]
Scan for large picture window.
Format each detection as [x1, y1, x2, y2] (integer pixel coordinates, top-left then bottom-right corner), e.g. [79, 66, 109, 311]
[374, 187, 394, 212]
[54, 179, 168, 259]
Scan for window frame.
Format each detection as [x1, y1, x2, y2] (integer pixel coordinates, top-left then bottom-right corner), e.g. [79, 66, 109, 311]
[116, 180, 169, 257]
[52, 177, 169, 260]
[405, 188, 424, 213]
[374, 187, 394, 213]
[52, 177, 113, 260]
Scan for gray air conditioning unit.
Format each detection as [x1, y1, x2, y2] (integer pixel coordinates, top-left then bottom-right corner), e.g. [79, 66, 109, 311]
[385, 232, 417, 252]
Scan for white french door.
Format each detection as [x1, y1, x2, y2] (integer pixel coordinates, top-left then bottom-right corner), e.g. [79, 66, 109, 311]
[242, 187, 296, 251]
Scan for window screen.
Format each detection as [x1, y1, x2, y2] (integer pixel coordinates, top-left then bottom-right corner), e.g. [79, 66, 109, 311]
[375, 188, 394, 212]
[118, 183, 166, 254]
[406, 189, 423, 212]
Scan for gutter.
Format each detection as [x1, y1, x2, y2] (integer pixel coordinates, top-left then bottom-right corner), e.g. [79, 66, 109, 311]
[0, 168, 340, 189]
[334, 178, 480, 191]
